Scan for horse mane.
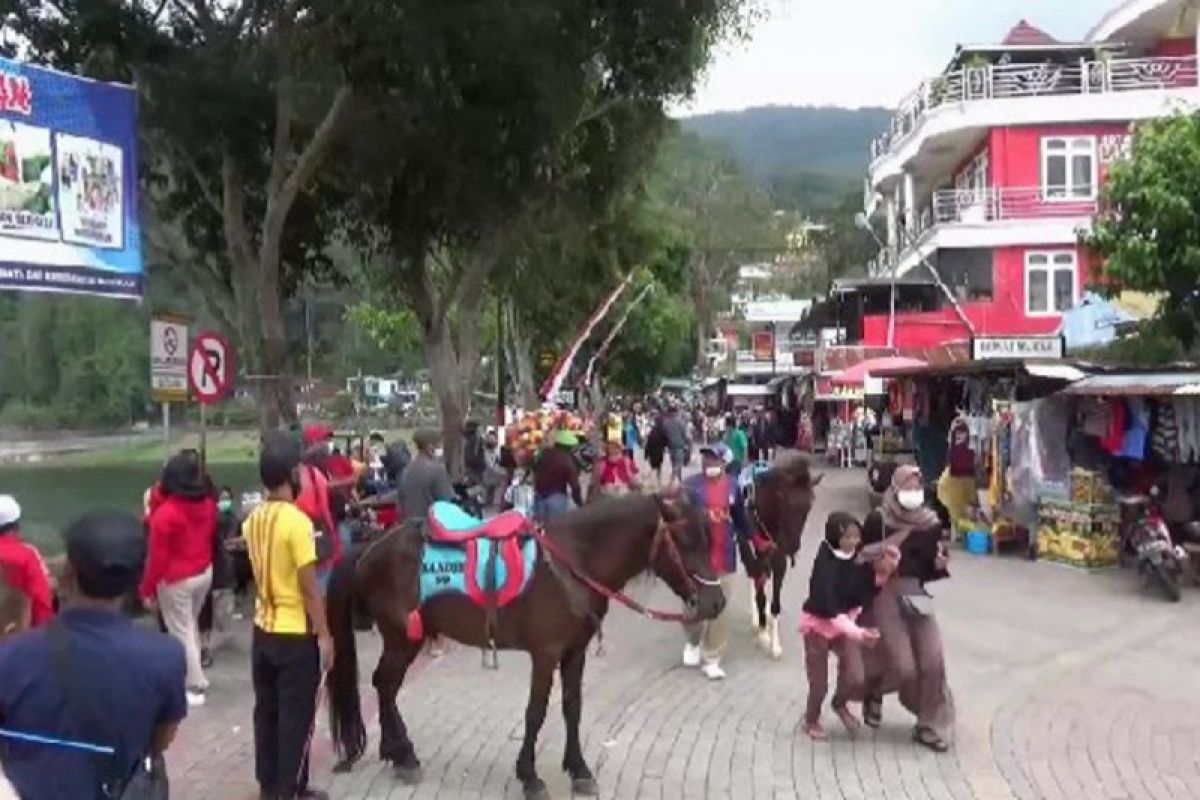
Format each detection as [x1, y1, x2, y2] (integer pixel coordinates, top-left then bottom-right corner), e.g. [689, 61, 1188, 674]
[763, 453, 815, 490]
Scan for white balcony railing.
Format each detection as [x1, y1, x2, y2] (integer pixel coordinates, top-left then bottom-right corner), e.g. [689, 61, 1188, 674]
[870, 55, 1199, 163]
[870, 185, 1098, 272]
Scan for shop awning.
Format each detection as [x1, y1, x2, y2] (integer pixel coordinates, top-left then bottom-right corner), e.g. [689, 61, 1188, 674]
[832, 356, 926, 386]
[726, 384, 773, 397]
[1062, 372, 1200, 397]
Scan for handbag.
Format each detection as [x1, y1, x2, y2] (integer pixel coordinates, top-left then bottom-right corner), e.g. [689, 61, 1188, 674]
[47, 622, 170, 799]
[898, 590, 935, 618]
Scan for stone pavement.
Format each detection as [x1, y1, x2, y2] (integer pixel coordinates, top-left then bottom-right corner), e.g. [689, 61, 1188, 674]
[172, 468, 1200, 799]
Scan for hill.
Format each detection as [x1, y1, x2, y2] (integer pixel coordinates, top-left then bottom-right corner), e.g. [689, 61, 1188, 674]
[679, 105, 891, 211]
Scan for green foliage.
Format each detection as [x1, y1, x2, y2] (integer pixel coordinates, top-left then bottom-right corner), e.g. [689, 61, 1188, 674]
[1076, 319, 1187, 366]
[815, 190, 876, 285]
[605, 290, 696, 392]
[1085, 114, 1200, 351]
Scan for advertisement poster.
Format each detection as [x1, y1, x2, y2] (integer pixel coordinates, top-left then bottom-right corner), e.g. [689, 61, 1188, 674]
[0, 57, 142, 299]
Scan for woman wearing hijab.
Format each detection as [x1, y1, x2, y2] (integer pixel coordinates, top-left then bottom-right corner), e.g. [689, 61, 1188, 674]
[860, 464, 955, 752]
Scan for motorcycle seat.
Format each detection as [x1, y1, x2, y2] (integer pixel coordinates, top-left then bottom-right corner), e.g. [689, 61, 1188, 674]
[427, 501, 529, 543]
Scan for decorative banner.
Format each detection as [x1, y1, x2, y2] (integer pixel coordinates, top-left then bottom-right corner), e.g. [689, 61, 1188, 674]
[0, 57, 142, 299]
[752, 329, 774, 361]
[579, 283, 655, 388]
[539, 272, 634, 401]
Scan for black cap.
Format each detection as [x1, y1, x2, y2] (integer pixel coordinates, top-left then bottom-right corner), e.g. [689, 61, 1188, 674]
[260, 430, 303, 489]
[64, 513, 146, 599]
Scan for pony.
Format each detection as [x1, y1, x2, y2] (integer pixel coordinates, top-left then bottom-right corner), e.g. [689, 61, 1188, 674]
[325, 492, 725, 800]
[738, 454, 823, 658]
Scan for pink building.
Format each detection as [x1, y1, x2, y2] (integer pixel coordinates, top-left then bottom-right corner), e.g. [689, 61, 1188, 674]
[862, 0, 1200, 351]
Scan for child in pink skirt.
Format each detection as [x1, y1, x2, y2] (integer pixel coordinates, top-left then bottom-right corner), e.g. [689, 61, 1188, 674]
[800, 512, 897, 740]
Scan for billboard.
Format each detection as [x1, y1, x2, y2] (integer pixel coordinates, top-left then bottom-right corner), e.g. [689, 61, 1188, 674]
[0, 57, 142, 299]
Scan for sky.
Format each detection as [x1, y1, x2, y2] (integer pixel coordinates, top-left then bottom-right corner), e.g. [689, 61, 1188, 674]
[680, 0, 1118, 115]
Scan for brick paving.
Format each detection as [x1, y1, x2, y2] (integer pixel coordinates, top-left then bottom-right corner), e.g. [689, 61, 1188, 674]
[171, 468, 1200, 799]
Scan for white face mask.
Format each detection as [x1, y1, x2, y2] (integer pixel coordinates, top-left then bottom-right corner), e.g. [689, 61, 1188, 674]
[897, 489, 925, 510]
[704, 466, 724, 479]
[825, 540, 855, 561]
[434, 447, 445, 460]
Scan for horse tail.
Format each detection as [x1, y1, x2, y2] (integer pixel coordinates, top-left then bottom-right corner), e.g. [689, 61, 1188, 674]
[327, 544, 368, 768]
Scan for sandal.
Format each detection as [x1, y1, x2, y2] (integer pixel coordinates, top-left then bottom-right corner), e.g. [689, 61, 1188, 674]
[863, 695, 882, 729]
[833, 705, 862, 734]
[912, 725, 949, 753]
[802, 722, 828, 742]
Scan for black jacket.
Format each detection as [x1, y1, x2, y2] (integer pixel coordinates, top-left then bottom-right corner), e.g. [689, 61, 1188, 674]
[862, 510, 949, 585]
[802, 544, 875, 618]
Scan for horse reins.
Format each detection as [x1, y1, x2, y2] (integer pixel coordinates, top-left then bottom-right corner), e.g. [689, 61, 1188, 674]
[529, 519, 704, 624]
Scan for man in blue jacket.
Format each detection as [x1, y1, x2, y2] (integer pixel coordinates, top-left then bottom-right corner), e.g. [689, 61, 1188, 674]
[681, 443, 749, 680]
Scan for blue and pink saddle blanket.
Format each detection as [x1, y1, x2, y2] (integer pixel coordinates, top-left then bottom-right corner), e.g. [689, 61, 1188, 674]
[418, 502, 538, 608]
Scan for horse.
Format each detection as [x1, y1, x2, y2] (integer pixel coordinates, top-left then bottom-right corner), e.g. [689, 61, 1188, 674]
[738, 454, 823, 658]
[325, 492, 725, 800]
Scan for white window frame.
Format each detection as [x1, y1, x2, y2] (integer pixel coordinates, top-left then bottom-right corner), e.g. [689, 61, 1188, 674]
[1041, 136, 1097, 202]
[1025, 250, 1078, 317]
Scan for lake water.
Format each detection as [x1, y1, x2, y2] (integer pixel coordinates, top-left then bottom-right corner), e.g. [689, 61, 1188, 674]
[0, 463, 260, 553]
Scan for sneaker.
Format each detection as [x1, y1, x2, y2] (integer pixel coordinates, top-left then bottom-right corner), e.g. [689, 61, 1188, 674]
[682, 643, 702, 667]
[186, 689, 206, 707]
[700, 661, 726, 681]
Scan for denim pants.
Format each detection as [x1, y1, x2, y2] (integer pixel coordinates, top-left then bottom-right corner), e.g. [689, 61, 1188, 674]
[533, 493, 571, 522]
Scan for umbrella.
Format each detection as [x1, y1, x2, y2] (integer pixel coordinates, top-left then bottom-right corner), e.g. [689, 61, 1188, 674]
[831, 356, 927, 386]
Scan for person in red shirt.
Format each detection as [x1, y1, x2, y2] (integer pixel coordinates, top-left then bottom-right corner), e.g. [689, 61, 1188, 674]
[140, 454, 218, 706]
[590, 440, 640, 500]
[0, 496, 53, 627]
[296, 425, 343, 591]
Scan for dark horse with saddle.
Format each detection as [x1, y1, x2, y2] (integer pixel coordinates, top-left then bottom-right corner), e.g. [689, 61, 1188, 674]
[326, 491, 727, 799]
[737, 455, 824, 659]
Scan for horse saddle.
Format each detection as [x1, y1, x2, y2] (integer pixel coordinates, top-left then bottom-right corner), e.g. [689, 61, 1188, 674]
[427, 502, 529, 542]
[418, 501, 536, 609]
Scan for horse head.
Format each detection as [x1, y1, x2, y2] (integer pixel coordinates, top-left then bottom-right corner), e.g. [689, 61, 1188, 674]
[755, 454, 822, 557]
[651, 490, 726, 622]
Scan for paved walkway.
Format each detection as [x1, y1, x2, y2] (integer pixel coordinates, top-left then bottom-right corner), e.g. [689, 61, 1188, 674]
[173, 468, 1200, 799]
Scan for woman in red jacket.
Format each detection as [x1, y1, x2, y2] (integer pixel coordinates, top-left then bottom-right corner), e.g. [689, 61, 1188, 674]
[140, 453, 217, 707]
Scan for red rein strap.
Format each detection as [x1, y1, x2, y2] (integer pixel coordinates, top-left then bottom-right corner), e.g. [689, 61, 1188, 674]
[529, 523, 694, 624]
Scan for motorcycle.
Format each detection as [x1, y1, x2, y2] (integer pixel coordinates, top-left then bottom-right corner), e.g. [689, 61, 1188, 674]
[1122, 489, 1187, 602]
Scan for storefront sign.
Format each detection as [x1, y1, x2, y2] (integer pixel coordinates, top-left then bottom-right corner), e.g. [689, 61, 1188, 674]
[971, 336, 1064, 361]
[752, 330, 774, 361]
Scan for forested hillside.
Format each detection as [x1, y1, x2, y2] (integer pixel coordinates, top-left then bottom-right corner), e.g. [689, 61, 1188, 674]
[680, 105, 890, 211]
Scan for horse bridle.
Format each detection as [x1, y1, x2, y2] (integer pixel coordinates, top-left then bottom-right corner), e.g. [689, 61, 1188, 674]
[648, 511, 721, 604]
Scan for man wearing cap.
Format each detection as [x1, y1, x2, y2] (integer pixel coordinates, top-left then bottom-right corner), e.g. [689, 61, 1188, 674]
[533, 429, 584, 521]
[243, 432, 334, 800]
[399, 429, 456, 522]
[0, 512, 187, 799]
[681, 442, 748, 680]
[0, 495, 53, 627]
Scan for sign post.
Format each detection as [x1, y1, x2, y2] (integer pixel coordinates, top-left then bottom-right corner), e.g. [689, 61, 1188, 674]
[151, 315, 189, 461]
[188, 331, 235, 466]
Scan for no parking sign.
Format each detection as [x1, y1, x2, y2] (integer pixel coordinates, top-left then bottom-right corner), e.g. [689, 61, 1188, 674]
[188, 331, 234, 405]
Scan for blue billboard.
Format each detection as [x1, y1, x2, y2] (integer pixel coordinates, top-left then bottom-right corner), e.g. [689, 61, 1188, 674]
[0, 57, 142, 299]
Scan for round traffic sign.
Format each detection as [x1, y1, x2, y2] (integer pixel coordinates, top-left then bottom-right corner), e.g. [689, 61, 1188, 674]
[188, 331, 234, 405]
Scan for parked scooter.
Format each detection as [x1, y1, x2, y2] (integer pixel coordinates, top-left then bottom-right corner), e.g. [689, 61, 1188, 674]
[1121, 489, 1188, 602]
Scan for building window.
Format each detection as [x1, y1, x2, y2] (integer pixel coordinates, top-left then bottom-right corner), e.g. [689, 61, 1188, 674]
[1025, 251, 1077, 315]
[1042, 136, 1096, 200]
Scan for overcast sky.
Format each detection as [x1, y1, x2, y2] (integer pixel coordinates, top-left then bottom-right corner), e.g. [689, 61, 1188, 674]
[680, 0, 1116, 115]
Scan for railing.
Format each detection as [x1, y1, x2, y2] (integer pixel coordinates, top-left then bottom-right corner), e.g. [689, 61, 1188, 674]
[870, 55, 1199, 163]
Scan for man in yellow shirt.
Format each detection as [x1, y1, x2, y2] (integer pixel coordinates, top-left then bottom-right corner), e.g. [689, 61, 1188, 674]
[243, 432, 334, 800]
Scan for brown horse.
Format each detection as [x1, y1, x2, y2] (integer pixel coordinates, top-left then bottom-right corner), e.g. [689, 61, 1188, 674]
[325, 493, 725, 799]
[738, 454, 823, 658]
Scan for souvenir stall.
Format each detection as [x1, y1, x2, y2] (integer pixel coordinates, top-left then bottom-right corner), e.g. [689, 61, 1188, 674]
[872, 360, 1086, 553]
[1050, 371, 1200, 571]
[810, 374, 867, 466]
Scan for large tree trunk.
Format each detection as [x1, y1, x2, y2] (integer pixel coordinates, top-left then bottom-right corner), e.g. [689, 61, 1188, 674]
[504, 302, 538, 408]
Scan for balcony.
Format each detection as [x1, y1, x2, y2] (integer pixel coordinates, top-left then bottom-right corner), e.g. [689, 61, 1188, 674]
[870, 55, 1199, 164]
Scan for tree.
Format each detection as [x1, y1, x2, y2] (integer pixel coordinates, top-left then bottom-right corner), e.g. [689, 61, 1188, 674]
[1085, 114, 1200, 352]
[8, 1, 373, 427]
[342, 0, 751, 470]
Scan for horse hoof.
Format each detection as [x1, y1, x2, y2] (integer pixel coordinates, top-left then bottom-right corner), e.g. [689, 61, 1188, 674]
[394, 764, 423, 784]
[756, 631, 772, 651]
[572, 777, 600, 796]
[523, 778, 549, 800]
[770, 644, 784, 660]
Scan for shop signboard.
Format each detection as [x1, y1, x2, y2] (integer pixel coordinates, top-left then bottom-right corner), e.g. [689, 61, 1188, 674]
[971, 336, 1064, 361]
[0, 57, 142, 299]
[752, 330, 774, 361]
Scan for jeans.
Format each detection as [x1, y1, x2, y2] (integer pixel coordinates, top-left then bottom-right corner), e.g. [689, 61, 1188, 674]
[533, 493, 571, 522]
[252, 628, 321, 799]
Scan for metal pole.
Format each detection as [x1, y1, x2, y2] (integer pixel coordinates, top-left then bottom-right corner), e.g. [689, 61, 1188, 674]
[161, 402, 170, 462]
[496, 293, 507, 426]
[305, 294, 313, 384]
[199, 402, 208, 472]
[888, 253, 897, 350]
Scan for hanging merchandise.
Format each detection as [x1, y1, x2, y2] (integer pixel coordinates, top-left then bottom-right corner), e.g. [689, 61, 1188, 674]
[1120, 397, 1149, 461]
[1151, 400, 1180, 463]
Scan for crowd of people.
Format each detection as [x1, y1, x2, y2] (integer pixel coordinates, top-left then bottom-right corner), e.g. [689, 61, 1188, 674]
[0, 403, 957, 798]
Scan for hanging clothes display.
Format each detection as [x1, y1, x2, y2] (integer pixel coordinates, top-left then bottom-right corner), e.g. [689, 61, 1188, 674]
[1151, 400, 1180, 462]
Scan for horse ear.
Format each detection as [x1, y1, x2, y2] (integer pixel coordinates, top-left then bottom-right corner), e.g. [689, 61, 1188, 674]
[654, 491, 682, 520]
